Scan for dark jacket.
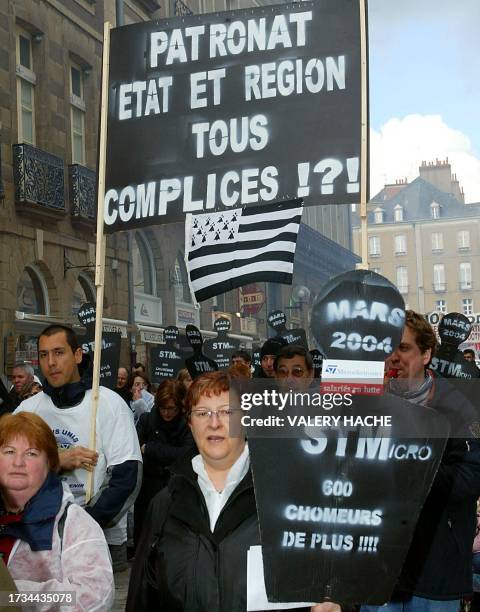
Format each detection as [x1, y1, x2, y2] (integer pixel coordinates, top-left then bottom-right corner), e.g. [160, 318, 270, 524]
[127, 453, 307, 612]
[134, 410, 195, 545]
[396, 377, 480, 600]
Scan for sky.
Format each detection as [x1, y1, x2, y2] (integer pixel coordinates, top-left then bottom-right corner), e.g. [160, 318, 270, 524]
[368, 0, 480, 202]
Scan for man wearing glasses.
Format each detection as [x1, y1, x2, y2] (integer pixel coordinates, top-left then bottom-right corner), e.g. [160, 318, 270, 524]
[274, 345, 315, 390]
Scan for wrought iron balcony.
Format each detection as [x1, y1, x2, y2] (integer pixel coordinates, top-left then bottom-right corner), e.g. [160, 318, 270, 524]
[13, 143, 65, 212]
[433, 282, 447, 293]
[175, 0, 193, 16]
[459, 281, 473, 291]
[69, 164, 96, 222]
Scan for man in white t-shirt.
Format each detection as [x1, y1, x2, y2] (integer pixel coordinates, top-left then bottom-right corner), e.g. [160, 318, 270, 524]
[16, 324, 142, 571]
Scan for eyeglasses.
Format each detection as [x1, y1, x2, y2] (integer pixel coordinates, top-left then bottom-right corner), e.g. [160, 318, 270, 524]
[276, 367, 307, 378]
[190, 409, 238, 420]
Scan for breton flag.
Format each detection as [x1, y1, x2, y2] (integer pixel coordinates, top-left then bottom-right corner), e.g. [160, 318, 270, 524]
[185, 199, 304, 303]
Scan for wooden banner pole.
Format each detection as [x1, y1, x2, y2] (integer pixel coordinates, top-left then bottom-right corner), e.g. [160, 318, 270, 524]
[358, 0, 369, 269]
[86, 21, 111, 503]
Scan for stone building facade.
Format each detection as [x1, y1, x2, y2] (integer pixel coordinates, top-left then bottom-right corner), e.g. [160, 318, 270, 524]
[352, 160, 480, 317]
[0, 0, 356, 376]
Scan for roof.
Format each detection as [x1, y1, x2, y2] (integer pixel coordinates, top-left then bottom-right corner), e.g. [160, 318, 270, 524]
[352, 177, 480, 227]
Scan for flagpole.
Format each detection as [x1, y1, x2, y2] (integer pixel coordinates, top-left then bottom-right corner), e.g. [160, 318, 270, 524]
[358, 0, 369, 269]
[86, 20, 111, 503]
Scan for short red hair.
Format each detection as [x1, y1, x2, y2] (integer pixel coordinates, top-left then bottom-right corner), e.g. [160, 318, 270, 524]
[185, 371, 230, 417]
[0, 412, 60, 472]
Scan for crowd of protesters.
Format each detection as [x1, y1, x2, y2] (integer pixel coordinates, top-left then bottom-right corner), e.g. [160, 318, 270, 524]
[0, 312, 479, 611]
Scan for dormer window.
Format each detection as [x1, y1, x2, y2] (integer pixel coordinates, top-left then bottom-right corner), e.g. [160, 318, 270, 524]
[394, 204, 404, 222]
[430, 201, 440, 219]
[373, 207, 384, 224]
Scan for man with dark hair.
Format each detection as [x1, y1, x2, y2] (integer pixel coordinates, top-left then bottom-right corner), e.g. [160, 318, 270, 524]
[464, 348, 476, 363]
[231, 350, 252, 367]
[274, 345, 314, 390]
[16, 324, 142, 571]
[362, 311, 480, 611]
[257, 337, 286, 378]
[132, 362, 146, 375]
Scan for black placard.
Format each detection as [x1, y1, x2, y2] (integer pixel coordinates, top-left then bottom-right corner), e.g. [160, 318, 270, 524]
[149, 325, 184, 382]
[438, 312, 472, 347]
[204, 317, 240, 370]
[311, 270, 405, 361]
[309, 348, 323, 377]
[104, 0, 363, 231]
[185, 325, 218, 379]
[248, 394, 449, 605]
[77, 302, 121, 390]
[267, 309, 308, 349]
[268, 310, 288, 332]
[77, 302, 96, 328]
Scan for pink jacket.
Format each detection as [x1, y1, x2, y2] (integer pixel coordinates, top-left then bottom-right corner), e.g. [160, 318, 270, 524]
[7, 485, 114, 611]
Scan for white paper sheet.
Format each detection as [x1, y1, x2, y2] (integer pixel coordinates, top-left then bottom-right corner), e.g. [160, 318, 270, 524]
[246, 545, 315, 611]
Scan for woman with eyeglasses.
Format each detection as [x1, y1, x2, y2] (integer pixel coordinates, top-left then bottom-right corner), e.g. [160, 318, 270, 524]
[133, 379, 195, 548]
[127, 371, 338, 612]
[0, 412, 114, 610]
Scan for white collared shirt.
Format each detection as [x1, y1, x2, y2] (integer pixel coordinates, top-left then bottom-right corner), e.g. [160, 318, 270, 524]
[192, 443, 250, 532]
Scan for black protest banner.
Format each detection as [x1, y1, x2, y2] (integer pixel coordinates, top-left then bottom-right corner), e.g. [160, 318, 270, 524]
[149, 325, 184, 382]
[311, 270, 405, 362]
[438, 312, 472, 347]
[248, 393, 449, 606]
[309, 349, 323, 378]
[185, 324, 218, 379]
[430, 312, 479, 380]
[78, 302, 121, 389]
[267, 309, 308, 349]
[104, 0, 363, 232]
[204, 317, 240, 369]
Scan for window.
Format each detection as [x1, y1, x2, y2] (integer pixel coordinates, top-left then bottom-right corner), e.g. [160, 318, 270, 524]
[174, 252, 192, 304]
[435, 299, 447, 314]
[433, 264, 446, 292]
[373, 208, 384, 224]
[396, 266, 408, 294]
[370, 267, 381, 274]
[16, 265, 48, 315]
[394, 234, 407, 255]
[459, 262, 472, 290]
[368, 236, 380, 256]
[212, 294, 226, 312]
[394, 205, 404, 222]
[16, 29, 36, 144]
[458, 230, 470, 250]
[72, 273, 96, 315]
[431, 232, 443, 252]
[70, 63, 86, 164]
[463, 298, 473, 316]
[133, 231, 156, 295]
[430, 201, 440, 219]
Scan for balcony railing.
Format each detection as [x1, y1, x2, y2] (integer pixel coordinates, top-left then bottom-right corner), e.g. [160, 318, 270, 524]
[459, 281, 473, 291]
[13, 143, 65, 212]
[398, 285, 409, 295]
[69, 164, 96, 221]
[433, 283, 447, 293]
[174, 0, 193, 16]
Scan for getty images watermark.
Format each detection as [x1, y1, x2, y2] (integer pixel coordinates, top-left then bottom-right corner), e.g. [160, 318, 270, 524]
[237, 389, 392, 429]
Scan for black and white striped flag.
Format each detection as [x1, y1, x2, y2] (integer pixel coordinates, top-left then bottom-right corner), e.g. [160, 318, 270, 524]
[185, 199, 304, 303]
